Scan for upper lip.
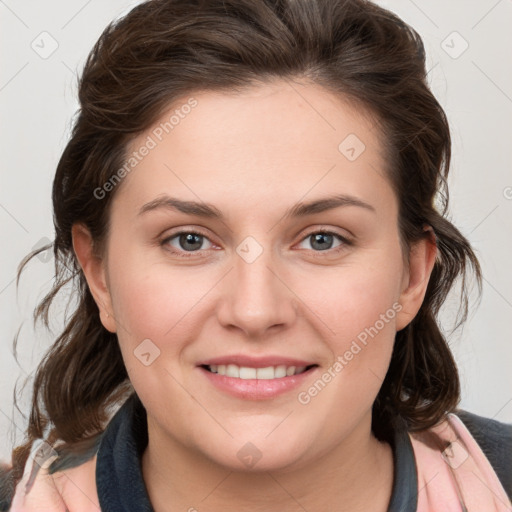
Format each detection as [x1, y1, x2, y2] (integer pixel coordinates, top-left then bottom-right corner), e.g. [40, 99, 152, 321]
[197, 355, 317, 368]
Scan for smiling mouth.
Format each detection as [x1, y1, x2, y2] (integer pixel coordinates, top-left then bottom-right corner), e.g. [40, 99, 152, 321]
[201, 364, 317, 380]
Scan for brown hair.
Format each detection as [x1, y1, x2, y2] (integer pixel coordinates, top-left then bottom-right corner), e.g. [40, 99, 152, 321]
[3, 0, 481, 497]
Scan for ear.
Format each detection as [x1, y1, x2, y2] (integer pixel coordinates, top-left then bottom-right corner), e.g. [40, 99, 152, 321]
[71, 223, 117, 333]
[395, 227, 437, 331]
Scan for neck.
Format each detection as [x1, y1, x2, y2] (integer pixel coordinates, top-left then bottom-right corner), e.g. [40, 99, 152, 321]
[141, 413, 394, 512]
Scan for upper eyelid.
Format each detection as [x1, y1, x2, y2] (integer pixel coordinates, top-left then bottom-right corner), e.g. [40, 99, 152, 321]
[161, 228, 216, 245]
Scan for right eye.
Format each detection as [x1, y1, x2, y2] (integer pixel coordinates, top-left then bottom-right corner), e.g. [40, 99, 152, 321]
[161, 230, 215, 258]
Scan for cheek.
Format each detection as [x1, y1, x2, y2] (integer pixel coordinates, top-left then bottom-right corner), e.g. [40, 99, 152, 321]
[105, 245, 203, 369]
[106, 256, 202, 409]
[327, 285, 398, 391]
[107, 240, 212, 337]
[110, 272, 170, 339]
[293, 255, 403, 348]
[291, 250, 403, 403]
[293, 270, 401, 433]
[336, 269, 402, 345]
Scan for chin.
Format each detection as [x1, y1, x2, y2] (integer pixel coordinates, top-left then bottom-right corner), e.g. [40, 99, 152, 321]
[197, 434, 312, 473]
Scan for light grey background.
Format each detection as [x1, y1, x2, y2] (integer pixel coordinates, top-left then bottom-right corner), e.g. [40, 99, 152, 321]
[1, 0, 511, 462]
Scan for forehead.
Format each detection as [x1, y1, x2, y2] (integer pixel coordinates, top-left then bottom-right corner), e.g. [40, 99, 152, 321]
[113, 80, 394, 220]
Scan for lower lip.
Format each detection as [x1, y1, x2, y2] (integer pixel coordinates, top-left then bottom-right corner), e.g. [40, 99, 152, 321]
[198, 366, 317, 400]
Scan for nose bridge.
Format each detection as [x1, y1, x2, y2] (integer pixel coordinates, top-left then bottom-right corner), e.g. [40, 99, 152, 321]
[216, 234, 297, 336]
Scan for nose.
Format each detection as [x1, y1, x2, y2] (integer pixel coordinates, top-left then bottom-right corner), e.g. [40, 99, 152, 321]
[215, 240, 299, 339]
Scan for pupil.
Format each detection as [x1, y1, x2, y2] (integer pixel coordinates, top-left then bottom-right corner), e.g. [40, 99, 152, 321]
[312, 233, 332, 251]
[180, 233, 202, 251]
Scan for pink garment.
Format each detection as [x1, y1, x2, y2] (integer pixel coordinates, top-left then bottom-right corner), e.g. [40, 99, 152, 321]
[411, 413, 511, 511]
[6, 413, 512, 511]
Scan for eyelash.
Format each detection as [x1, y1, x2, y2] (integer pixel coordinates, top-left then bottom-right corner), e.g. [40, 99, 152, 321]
[160, 228, 353, 259]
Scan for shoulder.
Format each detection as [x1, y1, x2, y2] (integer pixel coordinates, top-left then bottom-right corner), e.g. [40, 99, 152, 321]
[453, 409, 512, 499]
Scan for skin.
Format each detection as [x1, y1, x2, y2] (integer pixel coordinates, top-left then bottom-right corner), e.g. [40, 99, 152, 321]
[73, 79, 436, 512]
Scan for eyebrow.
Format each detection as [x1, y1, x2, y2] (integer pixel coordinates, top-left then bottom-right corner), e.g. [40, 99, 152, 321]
[138, 193, 376, 220]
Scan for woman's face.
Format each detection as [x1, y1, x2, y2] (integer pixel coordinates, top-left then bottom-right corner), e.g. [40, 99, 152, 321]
[76, 80, 433, 472]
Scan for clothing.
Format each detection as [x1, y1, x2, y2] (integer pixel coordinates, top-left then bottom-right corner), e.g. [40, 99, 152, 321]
[2, 392, 511, 511]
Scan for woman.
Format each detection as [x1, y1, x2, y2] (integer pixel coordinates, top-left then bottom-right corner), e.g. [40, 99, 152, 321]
[1, 0, 511, 510]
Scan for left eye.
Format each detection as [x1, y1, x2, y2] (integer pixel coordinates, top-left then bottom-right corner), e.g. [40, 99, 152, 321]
[297, 231, 347, 252]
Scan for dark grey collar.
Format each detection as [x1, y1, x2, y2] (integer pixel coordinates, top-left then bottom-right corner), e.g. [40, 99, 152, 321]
[96, 393, 153, 511]
[387, 416, 418, 512]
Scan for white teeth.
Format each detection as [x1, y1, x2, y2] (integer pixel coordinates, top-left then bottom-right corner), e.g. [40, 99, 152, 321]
[207, 364, 310, 379]
[256, 366, 275, 380]
[239, 367, 257, 379]
[226, 364, 239, 378]
[274, 365, 287, 378]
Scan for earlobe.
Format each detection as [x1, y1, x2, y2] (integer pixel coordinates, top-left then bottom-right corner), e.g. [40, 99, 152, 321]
[395, 228, 437, 331]
[71, 223, 117, 333]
